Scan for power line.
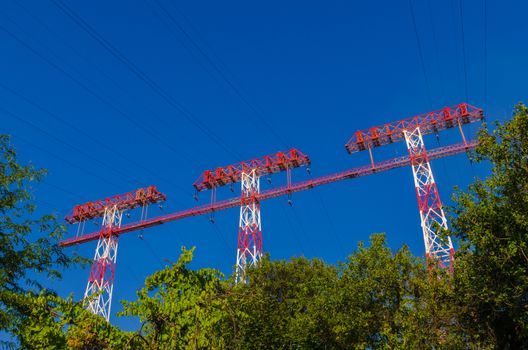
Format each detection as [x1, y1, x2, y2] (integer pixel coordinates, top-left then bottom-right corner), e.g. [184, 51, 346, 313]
[48, 0, 243, 161]
[147, 0, 332, 260]
[0, 20, 202, 172]
[10, 0, 208, 173]
[147, 0, 289, 148]
[12, 134, 123, 189]
[1, 105, 147, 188]
[0, 81, 191, 200]
[458, 0, 469, 102]
[408, 0, 433, 109]
[39, 180, 85, 202]
[426, 0, 447, 101]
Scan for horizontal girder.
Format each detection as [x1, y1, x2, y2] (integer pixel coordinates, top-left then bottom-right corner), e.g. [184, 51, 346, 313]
[65, 185, 166, 224]
[60, 140, 476, 247]
[193, 148, 310, 192]
[345, 103, 483, 154]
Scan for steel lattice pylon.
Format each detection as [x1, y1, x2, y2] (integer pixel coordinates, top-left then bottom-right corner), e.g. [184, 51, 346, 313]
[83, 205, 122, 321]
[403, 127, 455, 271]
[235, 169, 262, 284]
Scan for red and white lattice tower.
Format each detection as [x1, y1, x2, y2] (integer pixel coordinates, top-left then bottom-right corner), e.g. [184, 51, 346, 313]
[84, 205, 122, 321]
[345, 103, 483, 271]
[192, 149, 310, 283]
[64, 186, 166, 321]
[236, 169, 263, 283]
[404, 127, 454, 271]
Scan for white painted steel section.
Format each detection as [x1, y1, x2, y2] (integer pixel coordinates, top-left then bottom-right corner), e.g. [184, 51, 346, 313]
[83, 205, 122, 321]
[403, 127, 454, 269]
[235, 169, 262, 284]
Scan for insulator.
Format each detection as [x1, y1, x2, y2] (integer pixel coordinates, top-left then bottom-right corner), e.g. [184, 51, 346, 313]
[288, 199, 293, 206]
[230, 184, 234, 192]
[159, 204, 163, 210]
[126, 212, 131, 218]
[306, 167, 311, 175]
[267, 176, 272, 184]
[209, 216, 216, 224]
[137, 233, 144, 240]
[193, 193, 199, 201]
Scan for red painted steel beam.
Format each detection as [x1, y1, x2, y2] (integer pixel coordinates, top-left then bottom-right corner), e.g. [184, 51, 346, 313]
[193, 148, 310, 192]
[59, 140, 476, 248]
[345, 103, 483, 154]
[64, 186, 166, 224]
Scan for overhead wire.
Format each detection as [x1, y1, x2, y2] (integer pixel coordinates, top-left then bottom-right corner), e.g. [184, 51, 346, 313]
[10, 0, 209, 176]
[0, 21, 201, 174]
[1, 105, 147, 189]
[0, 12, 201, 172]
[146, 0, 289, 148]
[458, 0, 469, 103]
[48, 0, 243, 161]
[153, 1, 325, 259]
[0, 81, 190, 201]
[145, 0, 318, 258]
[408, 0, 433, 109]
[456, 0, 476, 177]
[426, 0, 447, 100]
[11, 133, 124, 189]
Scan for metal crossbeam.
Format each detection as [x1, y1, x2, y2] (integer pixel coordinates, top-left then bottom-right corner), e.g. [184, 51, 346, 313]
[60, 140, 476, 248]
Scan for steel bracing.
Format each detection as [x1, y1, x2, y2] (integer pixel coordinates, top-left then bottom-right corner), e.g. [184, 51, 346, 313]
[345, 103, 483, 153]
[65, 185, 166, 224]
[404, 128, 454, 270]
[60, 140, 477, 248]
[235, 169, 262, 283]
[83, 205, 122, 321]
[193, 148, 310, 191]
[60, 103, 484, 322]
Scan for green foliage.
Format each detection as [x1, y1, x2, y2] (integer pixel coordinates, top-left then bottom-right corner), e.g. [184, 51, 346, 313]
[120, 247, 230, 349]
[1, 289, 131, 349]
[449, 103, 528, 348]
[0, 135, 86, 347]
[0, 135, 77, 293]
[3, 104, 528, 349]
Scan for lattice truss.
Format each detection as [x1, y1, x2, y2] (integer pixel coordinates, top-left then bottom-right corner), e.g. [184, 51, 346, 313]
[403, 128, 454, 270]
[236, 169, 263, 284]
[84, 205, 122, 321]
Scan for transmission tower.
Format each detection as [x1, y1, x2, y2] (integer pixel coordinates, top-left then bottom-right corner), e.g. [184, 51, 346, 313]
[65, 186, 166, 321]
[84, 205, 122, 321]
[236, 169, 262, 283]
[345, 103, 483, 269]
[404, 127, 454, 270]
[193, 149, 311, 283]
[60, 103, 484, 320]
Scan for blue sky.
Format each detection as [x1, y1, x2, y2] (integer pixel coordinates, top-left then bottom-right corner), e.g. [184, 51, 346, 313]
[2, 0, 527, 329]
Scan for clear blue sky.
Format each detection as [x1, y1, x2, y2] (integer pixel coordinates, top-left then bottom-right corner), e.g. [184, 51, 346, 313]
[2, 0, 527, 329]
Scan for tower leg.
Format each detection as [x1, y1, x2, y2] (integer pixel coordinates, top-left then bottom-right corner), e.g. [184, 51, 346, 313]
[235, 169, 262, 284]
[403, 127, 455, 271]
[83, 205, 123, 321]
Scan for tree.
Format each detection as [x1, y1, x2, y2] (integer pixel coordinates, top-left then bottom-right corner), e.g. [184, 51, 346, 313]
[449, 103, 528, 348]
[0, 134, 82, 345]
[120, 247, 230, 349]
[0, 134, 129, 349]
